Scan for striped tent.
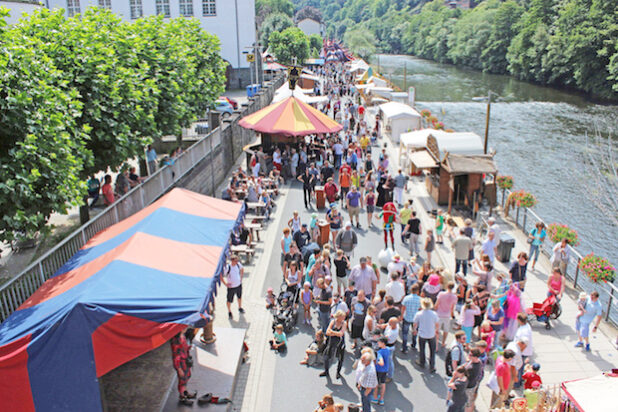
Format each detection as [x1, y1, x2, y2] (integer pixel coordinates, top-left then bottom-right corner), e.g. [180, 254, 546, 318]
[0, 188, 243, 412]
[239, 96, 342, 137]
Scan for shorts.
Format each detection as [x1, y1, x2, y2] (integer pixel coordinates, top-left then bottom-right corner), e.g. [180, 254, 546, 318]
[465, 386, 478, 407]
[438, 316, 451, 332]
[366, 205, 374, 213]
[351, 323, 364, 339]
[336, 276, 348, 289]
[227, 285, 242, 302]
[577, 321, 592, 338]
[436, 227, 444, 236]
[377, 371, 387, 384]
[348, 206, 360, 218]
[280, 252, 285, 266]
[474, 314, 483, 328]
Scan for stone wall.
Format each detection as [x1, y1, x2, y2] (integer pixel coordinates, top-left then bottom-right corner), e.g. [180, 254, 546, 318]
[177, 73, 285, 196]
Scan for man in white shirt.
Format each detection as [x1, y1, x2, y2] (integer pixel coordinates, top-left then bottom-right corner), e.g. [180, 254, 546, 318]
[481, 231, 498, 263]
[505, 337, 527, 391]
[252, 160, 261, 178]
[222, 255, 245, 319]
[514, 313, 533, 387]
[385, 272, 405, 305]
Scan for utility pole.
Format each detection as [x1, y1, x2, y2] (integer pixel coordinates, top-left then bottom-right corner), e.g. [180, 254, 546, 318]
[484, 90, 492, 154]
[377, 54, 380, 74]
[403, 63, 407, 91]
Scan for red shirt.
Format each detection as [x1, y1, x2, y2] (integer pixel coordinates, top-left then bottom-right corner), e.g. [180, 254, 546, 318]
[495, 357, 511, 391]
[324, 182, 338, 202]
[101, 183, 115, 205]
[522, 371, 542, 390]
[339, 164, 352, 175]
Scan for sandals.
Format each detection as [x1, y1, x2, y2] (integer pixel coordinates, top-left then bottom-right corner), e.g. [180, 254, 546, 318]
[178, 396, 193, 406]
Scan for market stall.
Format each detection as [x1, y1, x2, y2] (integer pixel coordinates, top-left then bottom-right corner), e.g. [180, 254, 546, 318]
[378, 101, 422, 143]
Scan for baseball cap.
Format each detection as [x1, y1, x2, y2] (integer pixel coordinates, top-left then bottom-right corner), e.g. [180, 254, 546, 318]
[302, 223, 308, 227]
[532, 363, 540, 371]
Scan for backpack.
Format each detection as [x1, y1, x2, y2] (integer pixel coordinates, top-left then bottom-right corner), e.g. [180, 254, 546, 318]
[445, 344, 464, 377]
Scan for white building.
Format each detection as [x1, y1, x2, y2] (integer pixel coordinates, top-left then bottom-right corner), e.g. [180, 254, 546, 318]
[0, 1, 44, 24]
[45, 0, 256, 88]
[296, 17, 322, 36]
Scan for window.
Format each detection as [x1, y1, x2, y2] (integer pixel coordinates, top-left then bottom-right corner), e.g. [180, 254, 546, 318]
[179, 0, 193, 17]
[156, 0, 171, 17]
[67, 0, 80, 17]
[97, 0, 111, 9]
[202, 0, 216, 16]
[130, 0, 143, 19]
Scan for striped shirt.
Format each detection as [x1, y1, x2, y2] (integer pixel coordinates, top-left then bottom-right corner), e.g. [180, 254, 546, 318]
[402, 293, 421, 323]
[356, 361, 378, 389]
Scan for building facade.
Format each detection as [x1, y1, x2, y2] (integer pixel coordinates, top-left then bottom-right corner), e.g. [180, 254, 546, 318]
[45, 0, 256, 88]
[296, 17, 322, 36]
[0, 0, 44, 24]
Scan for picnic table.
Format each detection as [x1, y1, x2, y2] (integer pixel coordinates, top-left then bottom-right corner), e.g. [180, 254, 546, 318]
[244, 222, 262, 241]
[230, 244, 255, 263]
[246, 202, 266, 212]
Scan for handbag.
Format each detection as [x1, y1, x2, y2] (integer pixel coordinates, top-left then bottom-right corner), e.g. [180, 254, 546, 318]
[526, 238, 533, 244]
[486, 370, 499, 394]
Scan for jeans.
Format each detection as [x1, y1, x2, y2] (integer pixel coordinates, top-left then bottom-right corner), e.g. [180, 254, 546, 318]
[515, 355, 528, 387]
[529, 243, 540, 261]
[335, 154, 342, 168]
[418, 336, 436, 369]
[455, 259, 468, 275]
[359, 386, 372, 412]
[408, 234, 420, 256]
[319, 310, 330, 333]
[401, 320, 417, 349]
[303, 187, 312, 207]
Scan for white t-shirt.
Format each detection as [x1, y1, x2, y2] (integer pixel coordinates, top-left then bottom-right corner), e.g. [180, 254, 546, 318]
[252, 162, 261, 177]
[333, 143, 344, 155]
[224, 262, 243, 288]
[514, 323, 533, 356]
[273, 151, 281, 165]
[385, 280, 405, 303]
[384, 324, 399, 345]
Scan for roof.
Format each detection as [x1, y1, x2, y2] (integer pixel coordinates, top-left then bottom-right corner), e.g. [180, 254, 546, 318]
[562, 374, 618, 412]
[427, 131, 484, 160]
[272, 84, 327, 104]
[443, 153, 497, 174]
[409, 149, 438, 169]
[379, 102, 421, 120]
[0, 188, 243, 411]
[300, 73, 320, 82]
[400, 129, 437, 148]
[304, 58, 324, 65]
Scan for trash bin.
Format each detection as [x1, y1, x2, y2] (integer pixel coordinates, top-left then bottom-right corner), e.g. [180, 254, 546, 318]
[318, 219, 330, 247]
[497, 232, 516, 262]
[314, 185, 325, 209]
[246, 85, 255, 97]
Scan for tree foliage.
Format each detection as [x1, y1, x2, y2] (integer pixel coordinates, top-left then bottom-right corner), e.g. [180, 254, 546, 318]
[0, 7, 226, 241]
[343, 27, 376, 61]
[269, 26, 310, 65]
[260, 12, 294, 47]
[292, 0, 618, 100]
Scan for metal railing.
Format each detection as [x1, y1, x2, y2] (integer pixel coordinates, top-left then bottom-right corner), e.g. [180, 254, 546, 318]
[0, 128, 221, 322]
[484, 189, 618, 326]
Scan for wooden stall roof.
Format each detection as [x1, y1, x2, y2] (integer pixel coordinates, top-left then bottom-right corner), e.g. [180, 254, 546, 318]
[442, 153, 498, 175]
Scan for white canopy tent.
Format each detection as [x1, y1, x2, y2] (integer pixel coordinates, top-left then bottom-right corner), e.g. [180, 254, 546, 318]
[348, 59, 369, 73]
[272, 83, 328, 105]
[427, 132, 484, 160]
[561, 373, 618, 412]
[378, 102, 422, 143]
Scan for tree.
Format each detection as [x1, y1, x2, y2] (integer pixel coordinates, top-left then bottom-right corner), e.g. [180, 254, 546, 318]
[344, 27, 376, 61]
[260, 12, 294, 47]
[295, 5, 322, 22]
[482, 0, 523, 73]
[0, 9, 88, 242]
[269, 27, 310, 65]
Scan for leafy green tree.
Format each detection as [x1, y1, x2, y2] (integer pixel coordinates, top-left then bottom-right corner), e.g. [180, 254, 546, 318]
[482, 0, 523, 73]
[269, 27, 310, 65]
[308, 33, 322, 57]
[260, 12, 294, 47]
[0, 9, 88, 242]
[344, 27, 377, 60]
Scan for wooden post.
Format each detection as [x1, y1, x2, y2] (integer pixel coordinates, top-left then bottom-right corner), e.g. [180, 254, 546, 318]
[403, 63, 407, 91]
[484, 91, 491, 154]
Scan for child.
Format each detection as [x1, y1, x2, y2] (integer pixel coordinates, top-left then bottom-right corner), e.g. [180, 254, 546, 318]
[300, 330, 326, 366]
[479, 320, 495, 351]
[301, 282, 314, 325]
[344, 281, 358, 311]
[460, 300, 480, 343]
[522, 363, 542, 389]
[265, 287, 276, 309]
[310, 212, 320, 242]
[372, 337, 390, 406]
[575, 292, 587, 331]
[269, 324, 287, 353]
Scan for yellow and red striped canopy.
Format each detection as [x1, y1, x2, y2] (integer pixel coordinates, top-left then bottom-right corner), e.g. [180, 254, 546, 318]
[239, 96, 342, 137]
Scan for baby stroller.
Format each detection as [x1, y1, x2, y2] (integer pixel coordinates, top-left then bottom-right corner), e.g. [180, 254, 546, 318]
[271, 283, 299, 333]
[526, 294, 562, 329]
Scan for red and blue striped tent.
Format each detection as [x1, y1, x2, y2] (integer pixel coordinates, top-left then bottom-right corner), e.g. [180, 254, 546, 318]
[0, 188, 243, 411]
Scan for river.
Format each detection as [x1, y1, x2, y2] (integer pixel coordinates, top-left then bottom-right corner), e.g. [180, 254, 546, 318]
[372, 54, 618, 272]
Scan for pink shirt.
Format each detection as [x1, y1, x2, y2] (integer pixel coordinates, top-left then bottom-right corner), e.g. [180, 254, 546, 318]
[505, 292, 521, 319]
[435, 291, 457, 318]
[460, 307, 481, 327]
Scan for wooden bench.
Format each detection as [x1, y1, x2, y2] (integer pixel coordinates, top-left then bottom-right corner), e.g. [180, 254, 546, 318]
[244, 222, 263, 242]
[230, 244, 255, 263]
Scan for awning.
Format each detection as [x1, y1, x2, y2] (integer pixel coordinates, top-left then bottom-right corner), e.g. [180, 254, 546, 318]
[562, 373, 618, 412]
[443, 153, 497, 174]
[409, 150, 438, 169]
[0, 189, 243, 412]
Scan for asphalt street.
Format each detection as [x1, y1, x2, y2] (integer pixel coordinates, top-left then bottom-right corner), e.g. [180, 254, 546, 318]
[262, 164, 452, 411]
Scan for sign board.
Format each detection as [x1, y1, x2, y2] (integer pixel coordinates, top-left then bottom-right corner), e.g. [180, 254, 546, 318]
[246, 53, 255, 63]
[408, 86, 416, 106]
[288, 66, 301, 90]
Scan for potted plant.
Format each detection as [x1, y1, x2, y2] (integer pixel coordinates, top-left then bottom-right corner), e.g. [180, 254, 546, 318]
[578, 254, 616, 283]
[433, 121, 445, 130]
[496, 175, 514, 207]
[547, 223, 580, 247]
[504, 189, 537, 216]
[420, 109, 431, 118]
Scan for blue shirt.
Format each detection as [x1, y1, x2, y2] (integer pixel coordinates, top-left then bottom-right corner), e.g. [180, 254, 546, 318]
[402, 294, 421, 322]
[530, 228, 546, 246]
[413, 309, 438, 339]
[375, 347, 390, 373]
[347, 191, 361, 207]
[580, 298, 602, 324]
[146, 148, 157, 162]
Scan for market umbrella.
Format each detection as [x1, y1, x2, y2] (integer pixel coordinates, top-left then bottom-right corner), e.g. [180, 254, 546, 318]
[239, 96, 342, 137]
